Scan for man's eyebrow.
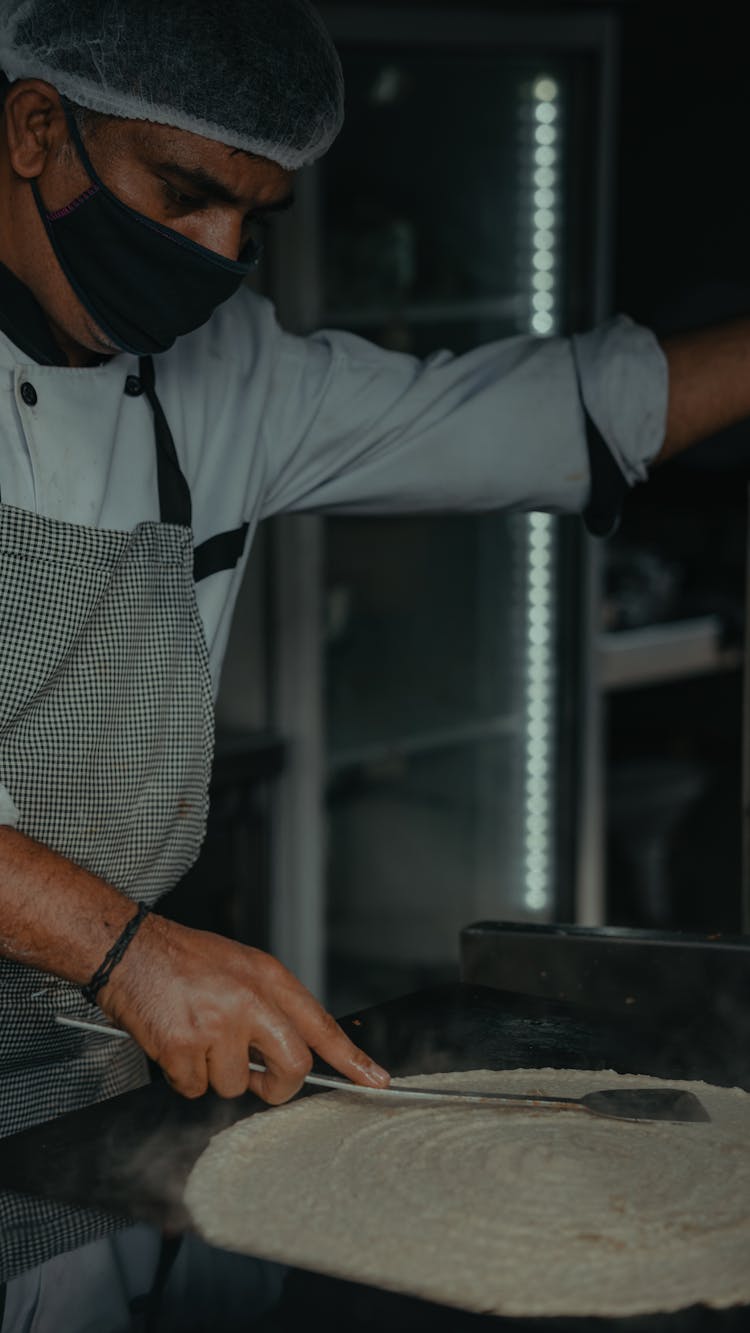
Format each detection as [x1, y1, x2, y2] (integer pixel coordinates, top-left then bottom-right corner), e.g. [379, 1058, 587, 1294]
[153, 161, 295, 214]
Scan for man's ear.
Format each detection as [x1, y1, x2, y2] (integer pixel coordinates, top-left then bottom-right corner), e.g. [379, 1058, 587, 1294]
[3, 79, 67, 180]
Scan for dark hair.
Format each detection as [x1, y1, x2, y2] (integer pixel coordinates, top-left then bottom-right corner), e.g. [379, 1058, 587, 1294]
[68, 102, 111, 140]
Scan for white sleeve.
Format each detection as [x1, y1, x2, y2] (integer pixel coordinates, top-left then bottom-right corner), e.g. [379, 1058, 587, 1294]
[258, 311, 668, 521]
[0, 782, 19, 829]
[572, 316, 668, 487]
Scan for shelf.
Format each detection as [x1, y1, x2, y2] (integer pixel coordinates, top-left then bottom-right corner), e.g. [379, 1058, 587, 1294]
[327, 713, 521, 774]
[325, 622, 737, 772]
[598, 616, 743, 693]
[320, 295, 522, 330]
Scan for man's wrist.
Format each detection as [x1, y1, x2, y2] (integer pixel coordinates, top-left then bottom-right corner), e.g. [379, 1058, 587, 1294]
[0, 825, 148, 987]
[82, 902, 152, 1005]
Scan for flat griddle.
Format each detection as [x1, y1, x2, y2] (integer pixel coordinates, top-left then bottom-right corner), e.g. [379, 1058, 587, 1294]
[0, 981, 748, 1331]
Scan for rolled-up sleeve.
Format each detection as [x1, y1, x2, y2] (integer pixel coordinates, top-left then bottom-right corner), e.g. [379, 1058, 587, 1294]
[573, 316, 668, 535]
[0, 782, 19, 829]
[259, 310, 668, 524]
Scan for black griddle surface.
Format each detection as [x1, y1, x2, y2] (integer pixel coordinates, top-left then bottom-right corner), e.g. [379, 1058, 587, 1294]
[0, 982, 747, 1331]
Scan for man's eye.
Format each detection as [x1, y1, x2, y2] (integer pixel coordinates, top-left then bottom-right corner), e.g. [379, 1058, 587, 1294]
[161, 181, 203, 210]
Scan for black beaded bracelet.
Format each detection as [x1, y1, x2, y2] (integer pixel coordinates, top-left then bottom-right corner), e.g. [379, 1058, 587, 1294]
[82, 903, 151, 1006]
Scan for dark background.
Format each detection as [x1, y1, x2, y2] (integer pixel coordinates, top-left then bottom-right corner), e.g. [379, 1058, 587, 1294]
[327, 0, 750, 935]
[616, 0, 750, 329]
[606, 0, 749, 933]
[325, 0, 750, 935]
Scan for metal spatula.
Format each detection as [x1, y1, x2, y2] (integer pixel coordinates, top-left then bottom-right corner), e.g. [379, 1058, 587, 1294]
[245, 1066, 710, 1123]
[55, 1016, 710, 1123]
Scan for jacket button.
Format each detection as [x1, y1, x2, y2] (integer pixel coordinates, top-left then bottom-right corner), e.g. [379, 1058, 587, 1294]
[20, 382, 38, 407]
[124, 375, 144, 398]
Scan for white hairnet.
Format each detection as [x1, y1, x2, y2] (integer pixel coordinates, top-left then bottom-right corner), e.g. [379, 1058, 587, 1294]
[0, 0, 344, 169]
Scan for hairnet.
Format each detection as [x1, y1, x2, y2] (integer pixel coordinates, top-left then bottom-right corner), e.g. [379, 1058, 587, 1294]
[0, 0, 344, 169]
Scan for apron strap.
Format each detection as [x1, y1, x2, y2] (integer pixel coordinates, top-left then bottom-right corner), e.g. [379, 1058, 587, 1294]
[139, 356, 193, 529]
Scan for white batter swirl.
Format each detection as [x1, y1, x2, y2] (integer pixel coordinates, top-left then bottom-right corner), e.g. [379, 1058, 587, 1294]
[184, 1068, 750, 1317]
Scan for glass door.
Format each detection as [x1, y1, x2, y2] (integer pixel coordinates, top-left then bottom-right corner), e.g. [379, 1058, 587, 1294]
[265, 8, 617, 1008]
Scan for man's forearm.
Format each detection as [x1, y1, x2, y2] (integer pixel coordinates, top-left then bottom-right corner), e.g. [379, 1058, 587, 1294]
[0, 825, 139, 985]
[0, 827, 390, 1104]
[657, 318, 750, 464]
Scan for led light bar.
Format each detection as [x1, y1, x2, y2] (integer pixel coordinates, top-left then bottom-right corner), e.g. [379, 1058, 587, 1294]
[521, 74, 561, 912]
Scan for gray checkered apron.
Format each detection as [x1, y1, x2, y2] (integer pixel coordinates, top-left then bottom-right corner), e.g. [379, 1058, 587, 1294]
[0, 357, 214, 1283]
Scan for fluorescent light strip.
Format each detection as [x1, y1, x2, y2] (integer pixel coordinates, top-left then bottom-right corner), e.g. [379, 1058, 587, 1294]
[522, 75, 561, 913]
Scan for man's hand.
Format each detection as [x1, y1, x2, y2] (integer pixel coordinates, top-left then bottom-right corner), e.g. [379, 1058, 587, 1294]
[0, 827, 387, 1106]
[99, 914, 390, 1104]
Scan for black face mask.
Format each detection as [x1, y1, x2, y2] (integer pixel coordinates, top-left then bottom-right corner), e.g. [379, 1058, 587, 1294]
[31, 108, 261, 357]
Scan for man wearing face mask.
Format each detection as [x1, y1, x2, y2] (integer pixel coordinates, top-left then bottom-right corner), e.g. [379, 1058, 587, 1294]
[0, 0, 749, 1328]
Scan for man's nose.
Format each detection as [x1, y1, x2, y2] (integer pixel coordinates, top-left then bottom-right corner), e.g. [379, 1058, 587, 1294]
[195, 215, 246, 263]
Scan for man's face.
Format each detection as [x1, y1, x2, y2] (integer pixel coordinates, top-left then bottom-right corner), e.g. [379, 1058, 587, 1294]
[0, 81, 294, 361]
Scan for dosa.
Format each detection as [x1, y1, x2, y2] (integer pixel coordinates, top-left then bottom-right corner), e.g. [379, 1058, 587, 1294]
[184, 1068, 750, 1317]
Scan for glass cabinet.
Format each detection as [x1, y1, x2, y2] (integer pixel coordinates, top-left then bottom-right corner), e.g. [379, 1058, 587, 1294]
[257, 6, 619, 1007]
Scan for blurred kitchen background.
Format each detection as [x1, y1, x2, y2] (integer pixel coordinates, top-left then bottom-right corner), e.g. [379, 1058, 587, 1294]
[161, 0, 750, 1015]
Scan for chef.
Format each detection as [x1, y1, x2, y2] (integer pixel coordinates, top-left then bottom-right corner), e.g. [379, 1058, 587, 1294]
[0, 0, 748, 1328]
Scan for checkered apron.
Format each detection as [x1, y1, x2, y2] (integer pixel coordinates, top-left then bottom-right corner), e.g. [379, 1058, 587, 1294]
[0, 358, 215, 1283]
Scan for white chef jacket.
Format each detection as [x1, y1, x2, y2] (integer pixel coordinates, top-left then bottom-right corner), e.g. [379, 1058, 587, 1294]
[0, 289, 668, 828]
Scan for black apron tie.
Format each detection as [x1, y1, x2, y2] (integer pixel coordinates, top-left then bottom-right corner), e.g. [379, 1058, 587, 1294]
[139, 355, 193, 529]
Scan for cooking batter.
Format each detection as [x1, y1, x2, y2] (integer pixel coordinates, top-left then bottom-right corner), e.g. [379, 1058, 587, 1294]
[0, 1, 749, 1328]
[185, 1068, 750, 1319]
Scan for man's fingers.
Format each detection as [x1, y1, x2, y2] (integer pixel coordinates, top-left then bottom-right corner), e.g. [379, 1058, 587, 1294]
[161, 1054, 209, 1100]
[163, 1028, 309, 1104]
[206, 1045, 251, 1101]
[277, 984, 390, 1089]
[244, 953, 389, 1091]
[246, 1053, 311, 1105]
[244, 1015, 314, 1105]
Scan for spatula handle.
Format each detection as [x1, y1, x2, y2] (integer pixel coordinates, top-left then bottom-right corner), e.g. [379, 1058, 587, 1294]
[55, 1024, 580, 1107]
[250, 1062, 581, 1108]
